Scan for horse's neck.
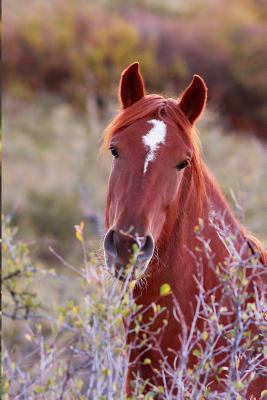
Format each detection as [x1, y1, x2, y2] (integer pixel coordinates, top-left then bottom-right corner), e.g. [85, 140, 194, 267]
[135, 166, 246, 303]
[159, 166, 245, 283]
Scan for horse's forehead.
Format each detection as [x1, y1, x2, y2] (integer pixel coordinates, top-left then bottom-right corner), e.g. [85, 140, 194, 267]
[117, 119, 182, 144]
[112, 119, 189, 157]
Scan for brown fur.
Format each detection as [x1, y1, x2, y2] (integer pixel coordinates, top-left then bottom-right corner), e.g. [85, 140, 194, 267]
[103, 64, 266, 398]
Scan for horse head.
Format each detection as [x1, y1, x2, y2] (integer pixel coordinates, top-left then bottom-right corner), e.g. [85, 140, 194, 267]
[103, 62, 207, 280]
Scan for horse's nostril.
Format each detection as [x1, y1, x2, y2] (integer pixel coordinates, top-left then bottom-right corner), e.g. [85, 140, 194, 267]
[139, 235, 154, 261]
[104, 229, 117, 256]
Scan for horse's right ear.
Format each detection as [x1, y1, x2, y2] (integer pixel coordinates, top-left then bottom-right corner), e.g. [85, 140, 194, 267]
[119, 62, 145, 109]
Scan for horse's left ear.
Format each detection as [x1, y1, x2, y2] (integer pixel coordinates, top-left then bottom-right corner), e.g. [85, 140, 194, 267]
[119, 62, 145, 109]
[179, 75, 207, 124]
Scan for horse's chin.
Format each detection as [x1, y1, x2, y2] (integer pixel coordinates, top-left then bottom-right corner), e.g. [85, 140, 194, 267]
[107, 261, 149, 282]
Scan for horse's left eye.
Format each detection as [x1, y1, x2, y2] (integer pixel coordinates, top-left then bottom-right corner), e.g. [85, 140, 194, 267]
[176, 160, 189, 170]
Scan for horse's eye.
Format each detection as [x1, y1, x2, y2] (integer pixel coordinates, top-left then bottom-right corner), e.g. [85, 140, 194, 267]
[176, 160, 189, 170]
[110, 146, 119, 158]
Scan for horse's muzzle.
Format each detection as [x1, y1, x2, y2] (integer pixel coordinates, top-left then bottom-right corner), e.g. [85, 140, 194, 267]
[103, 228, 154, 280]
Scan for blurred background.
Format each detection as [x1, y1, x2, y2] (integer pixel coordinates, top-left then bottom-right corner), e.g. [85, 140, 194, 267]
[3, 0, 267, 267]
[2, 1, 267, 395]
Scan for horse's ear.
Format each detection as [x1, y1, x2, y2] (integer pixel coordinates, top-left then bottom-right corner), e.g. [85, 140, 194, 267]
[119, 62, 145, 109]
[179, 75, 207, 124]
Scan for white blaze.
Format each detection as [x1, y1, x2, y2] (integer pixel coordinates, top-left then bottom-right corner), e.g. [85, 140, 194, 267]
[142, 119, 167, 174]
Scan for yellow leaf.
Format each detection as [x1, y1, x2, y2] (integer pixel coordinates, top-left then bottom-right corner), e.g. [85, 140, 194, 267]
[74, 221, 84, 241]
[122, 308, 130, 318]
[235, 381, 244, 391]
[152, 302, 157, 314]
[3, 381, 9, 392]
[143, 358, 152, 365]
[247, 302, 256, 311]
[160, 283, 171, 297]
[57, 315, 64, 326]
[36, 323, 42, 333]
[76, 379, 84, 391]
[34, 386, 44, 394]
[129, 280, 136, 290]
[71, 306, 79, 316]
[102, 368, 110, 376]
[76, 232, 82, 241]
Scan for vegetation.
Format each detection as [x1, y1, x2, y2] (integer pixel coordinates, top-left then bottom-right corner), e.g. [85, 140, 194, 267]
[2, 216, 266, 399]
[3, 0, 267, 137]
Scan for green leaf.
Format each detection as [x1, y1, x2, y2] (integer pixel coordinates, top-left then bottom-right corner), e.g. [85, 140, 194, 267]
[34, 385, 44, 394]
[193, 349, 201, 358]
[235, 380, 244, 391]
[144, 392, 157, 400]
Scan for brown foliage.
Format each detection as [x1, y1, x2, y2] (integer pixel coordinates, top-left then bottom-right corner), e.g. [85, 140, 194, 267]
[3, 0, 267, 137]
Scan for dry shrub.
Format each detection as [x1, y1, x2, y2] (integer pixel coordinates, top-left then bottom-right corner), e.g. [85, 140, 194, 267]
[2, 216, 266, 399]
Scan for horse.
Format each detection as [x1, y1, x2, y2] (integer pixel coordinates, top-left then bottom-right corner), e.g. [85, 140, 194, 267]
[102, 62, 266, 398]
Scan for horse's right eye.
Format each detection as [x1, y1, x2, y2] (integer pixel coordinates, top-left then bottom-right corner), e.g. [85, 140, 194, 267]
[110, 146, 119, 158]
[176, 159, 189, 170]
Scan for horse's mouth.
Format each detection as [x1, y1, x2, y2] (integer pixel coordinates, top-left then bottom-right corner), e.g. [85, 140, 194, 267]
[107, 260, 149, 282]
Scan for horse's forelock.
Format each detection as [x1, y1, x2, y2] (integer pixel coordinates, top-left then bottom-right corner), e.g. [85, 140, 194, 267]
[101, 94, 165, 151]
[102, 94, 193, 149]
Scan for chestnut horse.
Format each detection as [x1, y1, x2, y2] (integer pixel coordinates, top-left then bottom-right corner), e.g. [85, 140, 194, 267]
[103, 62, 266, 398]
